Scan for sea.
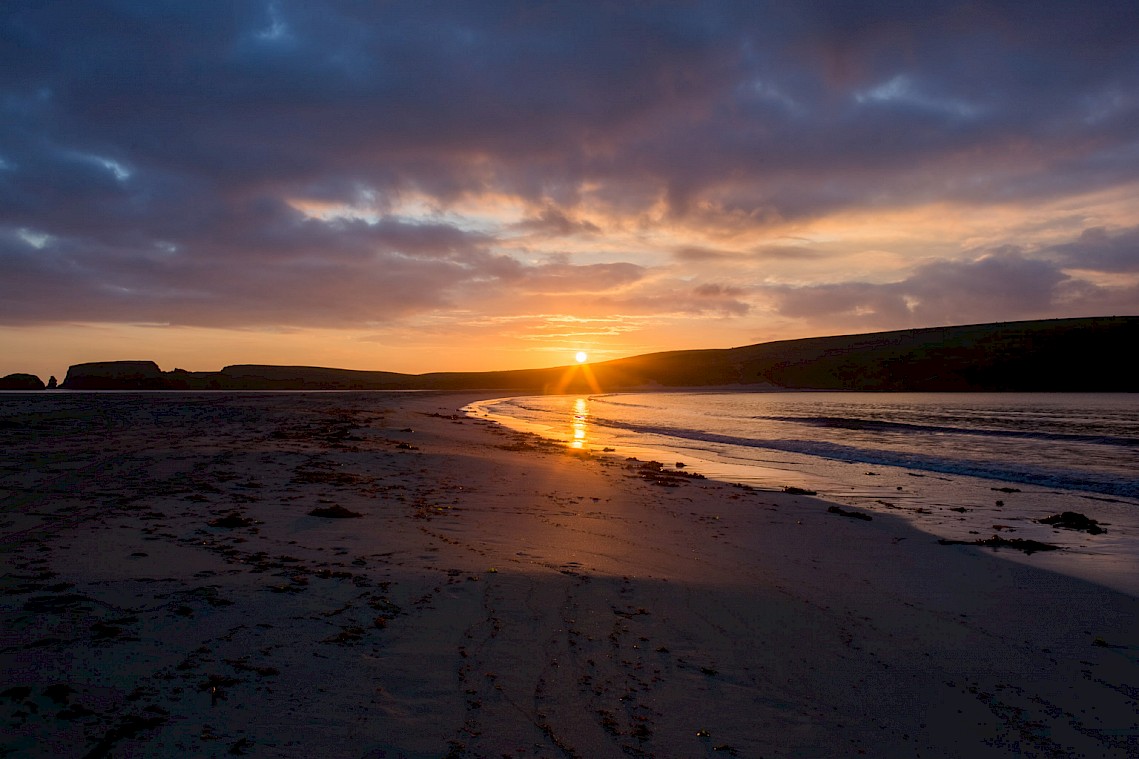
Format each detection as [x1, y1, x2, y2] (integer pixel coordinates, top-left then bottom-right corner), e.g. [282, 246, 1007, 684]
[466, 392, 1139, 595]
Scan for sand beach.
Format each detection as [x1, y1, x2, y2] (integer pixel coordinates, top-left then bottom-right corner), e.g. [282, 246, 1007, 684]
[1, 391, 1136, 758]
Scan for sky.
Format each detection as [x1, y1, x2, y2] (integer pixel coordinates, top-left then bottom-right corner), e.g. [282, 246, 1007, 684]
[2, 1, 1139, 380]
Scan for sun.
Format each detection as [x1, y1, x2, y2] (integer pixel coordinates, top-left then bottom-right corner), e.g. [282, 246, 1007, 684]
[575, 351, 588, 363]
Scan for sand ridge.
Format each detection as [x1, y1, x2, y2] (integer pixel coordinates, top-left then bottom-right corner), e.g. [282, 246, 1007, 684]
[1, 391, 1136, 757]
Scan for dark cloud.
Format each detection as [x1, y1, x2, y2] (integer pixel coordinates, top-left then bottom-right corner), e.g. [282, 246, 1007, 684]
[600, 285, 751, 317]
[694, 283, 747, 298]
[0, 214, 496, 326]
[2, 2, 1138, 330]
[1046, 225, 1139, 273]
[513, 207, 601, 237]
[772, 281, 913, 324]
[768, 248, 1138, 329]
[898, 252, 1068, 322]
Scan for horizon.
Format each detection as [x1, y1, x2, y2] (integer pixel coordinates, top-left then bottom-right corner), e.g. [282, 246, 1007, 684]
[4, 3, 1139, 381]
[9, 314, 1132, 384]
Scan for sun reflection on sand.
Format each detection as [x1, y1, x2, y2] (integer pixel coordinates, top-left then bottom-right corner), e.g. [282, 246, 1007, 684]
[570, 397, 589, 449]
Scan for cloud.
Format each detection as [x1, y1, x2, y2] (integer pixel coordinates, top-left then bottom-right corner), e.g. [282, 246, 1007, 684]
[6, 2, 1138, 224]
[899, 252, 1068, 322]
[693, 283, 746, 298]
[513, 207, 601, 236]
[596, 281, 752, 318]
[515, 262, 645, 294]
[2, 1, 1139, 340]
[0, 204, 657, 326]
[672, 246, 740, 262]
[1046, 225, 1139, 273]
[767, 247, 1138, 329]
[0, 201, 511, 327]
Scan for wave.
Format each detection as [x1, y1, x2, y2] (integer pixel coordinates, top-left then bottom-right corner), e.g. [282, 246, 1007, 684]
[588, 418, 1139, 498]
[755, 415, 1139, 448]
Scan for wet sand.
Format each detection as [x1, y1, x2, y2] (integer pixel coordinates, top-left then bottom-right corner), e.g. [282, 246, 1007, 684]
[1, 391, 1136, 757]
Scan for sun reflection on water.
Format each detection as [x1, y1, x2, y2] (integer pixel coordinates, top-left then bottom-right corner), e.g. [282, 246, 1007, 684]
[570, 397, 589, 449]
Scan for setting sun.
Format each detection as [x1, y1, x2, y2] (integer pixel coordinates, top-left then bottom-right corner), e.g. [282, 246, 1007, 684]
[575, 351, 588, 363]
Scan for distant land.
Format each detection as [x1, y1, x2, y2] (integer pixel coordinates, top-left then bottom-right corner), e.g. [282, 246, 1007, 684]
[2, 317, 1136, 392]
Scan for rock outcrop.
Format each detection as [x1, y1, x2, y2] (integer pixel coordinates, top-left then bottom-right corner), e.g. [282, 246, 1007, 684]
[0, 373, 46, 390]
[61, 361, 166, 390]
[1038, 511, 1106, 534]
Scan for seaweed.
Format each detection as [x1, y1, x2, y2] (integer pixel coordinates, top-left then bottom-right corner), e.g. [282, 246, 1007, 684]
[937, 535, 1061, 554]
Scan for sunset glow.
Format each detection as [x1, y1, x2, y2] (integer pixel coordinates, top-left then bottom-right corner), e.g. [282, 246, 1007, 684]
[575, 352, 588, 364]
[570, 397, 589, 449]
[2, 3, 1138, 380]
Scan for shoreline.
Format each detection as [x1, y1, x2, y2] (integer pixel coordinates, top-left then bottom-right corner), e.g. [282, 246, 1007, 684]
[469, 392, 1139, 598]
[2, 391, 1137, 757]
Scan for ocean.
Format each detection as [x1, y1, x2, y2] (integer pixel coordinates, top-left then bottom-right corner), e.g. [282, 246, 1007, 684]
[466, 391, 1139, 594]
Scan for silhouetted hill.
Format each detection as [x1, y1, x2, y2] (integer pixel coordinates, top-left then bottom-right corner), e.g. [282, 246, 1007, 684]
[48, 317, 1139, 392]
[61, 361, 166, 390]
[0, 373, 45, 390]
[164, 364, 419, 390]
[724, 317, 1138, 391]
